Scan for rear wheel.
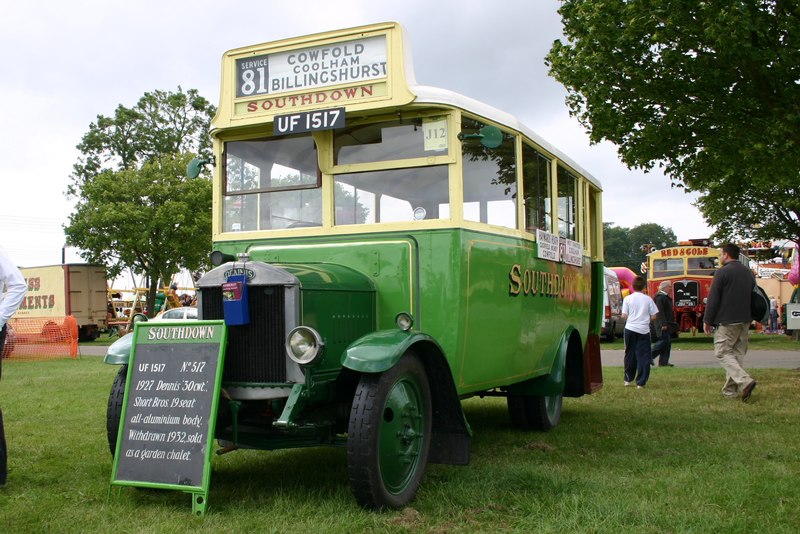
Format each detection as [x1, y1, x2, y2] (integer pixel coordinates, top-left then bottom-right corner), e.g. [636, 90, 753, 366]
[347, 352, 432, 509]
[507, 393, 562, 431]
[107, 365, 127, 455]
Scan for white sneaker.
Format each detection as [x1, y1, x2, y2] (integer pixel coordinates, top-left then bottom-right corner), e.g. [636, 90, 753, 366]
[637, 385, 645, 389]
[624, 381, 632, 386]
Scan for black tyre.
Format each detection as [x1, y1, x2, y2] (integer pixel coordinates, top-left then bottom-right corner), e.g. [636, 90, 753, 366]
[107, 365, 127, 455]
[507, 393, 562, 432]
[347, 352, 432, 509]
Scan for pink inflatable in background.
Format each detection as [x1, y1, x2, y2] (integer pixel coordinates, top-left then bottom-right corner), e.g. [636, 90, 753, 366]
[789, 244, 799, 286]
[610, 266, 637, 298]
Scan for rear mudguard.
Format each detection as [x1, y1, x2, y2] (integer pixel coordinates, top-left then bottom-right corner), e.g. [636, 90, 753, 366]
[505, 327, 575, 397]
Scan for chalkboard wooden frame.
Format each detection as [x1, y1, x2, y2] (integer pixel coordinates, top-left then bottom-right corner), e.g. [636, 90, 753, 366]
[110, 320, 227, 516]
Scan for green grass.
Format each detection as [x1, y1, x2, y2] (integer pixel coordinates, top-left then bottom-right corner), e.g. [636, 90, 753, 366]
[604, 331, 800, 351]
[81, 334, 126, 347]
[1, 356, 799, 533]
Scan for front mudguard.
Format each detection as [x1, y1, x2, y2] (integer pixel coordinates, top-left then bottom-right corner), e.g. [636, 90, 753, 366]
[342, 329, 442, 373]
[103, 332, 134, 365]
[342, 328, 471, 465]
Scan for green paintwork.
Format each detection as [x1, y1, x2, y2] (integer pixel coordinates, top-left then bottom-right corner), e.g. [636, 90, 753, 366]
[216, 227, 592, 396]
[342, 330, 439, 374]
[378, 369, 427, 494]
[279, 263, 376, 292]
[250, 236, 416, 329]
[132, 321, 225, 345]
[104, 322, 225, 365]
[274, 383, 307, 429]
[281, 263, 377, 379]
[505, 328, 572, 397]
[104, 332, 133, 365]
[588, 261, 605, 337]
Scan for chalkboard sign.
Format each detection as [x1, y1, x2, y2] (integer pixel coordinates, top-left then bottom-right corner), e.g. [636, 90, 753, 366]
[110, 320, 226, 516]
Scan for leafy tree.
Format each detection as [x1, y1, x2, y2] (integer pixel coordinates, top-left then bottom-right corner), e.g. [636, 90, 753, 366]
[604, 222, 677, 273]
[65, 88, 216, 315]
[547, 1, 800, 246]
[603, 223, 633, 270]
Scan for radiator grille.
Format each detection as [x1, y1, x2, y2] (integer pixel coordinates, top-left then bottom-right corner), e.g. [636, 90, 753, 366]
[200, 285, 287, 383]
[673, 280, 699, 308]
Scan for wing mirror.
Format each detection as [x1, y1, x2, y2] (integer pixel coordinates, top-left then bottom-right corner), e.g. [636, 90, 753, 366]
[457, 125, 503, 149]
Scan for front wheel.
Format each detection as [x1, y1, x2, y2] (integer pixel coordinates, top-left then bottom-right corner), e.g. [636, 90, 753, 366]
[347, 352, 432, 509]
[507, 393, 562, 432]
[107, 365, 127, 455]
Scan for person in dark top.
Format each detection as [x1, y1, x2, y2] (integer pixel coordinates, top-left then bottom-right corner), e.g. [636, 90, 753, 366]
[703, 243, 757, 401]
[651, 281, 677, 367]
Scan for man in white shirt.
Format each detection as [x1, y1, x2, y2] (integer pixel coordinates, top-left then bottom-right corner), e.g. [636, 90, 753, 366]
[621, 276, 659, 389]
[0, 246, 27, 488]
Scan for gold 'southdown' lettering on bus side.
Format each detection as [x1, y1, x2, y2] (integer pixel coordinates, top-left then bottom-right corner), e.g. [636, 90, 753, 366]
[508, 264, 579, 301]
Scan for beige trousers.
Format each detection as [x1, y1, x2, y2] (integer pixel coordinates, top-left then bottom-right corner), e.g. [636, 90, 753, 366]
[713, 323, 752, 397]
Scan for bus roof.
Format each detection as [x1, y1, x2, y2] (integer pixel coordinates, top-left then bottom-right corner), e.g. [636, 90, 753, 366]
[216, 21, 601, 191]
[410, 84, 602, 190]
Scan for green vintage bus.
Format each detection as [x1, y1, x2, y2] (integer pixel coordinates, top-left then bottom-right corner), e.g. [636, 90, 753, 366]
[106, 21, 604, 509]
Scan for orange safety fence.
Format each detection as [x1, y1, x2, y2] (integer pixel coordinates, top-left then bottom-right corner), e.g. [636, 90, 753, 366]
[2, 316, 79, 360]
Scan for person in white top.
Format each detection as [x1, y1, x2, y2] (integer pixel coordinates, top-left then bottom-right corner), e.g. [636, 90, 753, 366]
[768, 296, 779, 333]
[621, 275, 659, 388]
[0, 246, 27, 488]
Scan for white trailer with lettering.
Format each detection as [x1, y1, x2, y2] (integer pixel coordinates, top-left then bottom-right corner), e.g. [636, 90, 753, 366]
[17, 264, 108, 341]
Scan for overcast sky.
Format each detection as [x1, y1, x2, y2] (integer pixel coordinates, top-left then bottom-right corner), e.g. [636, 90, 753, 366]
[0, 0, 711, 268]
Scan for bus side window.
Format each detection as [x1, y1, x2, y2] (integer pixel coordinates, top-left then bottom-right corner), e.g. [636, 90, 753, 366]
[334, 166, 449, 225]
[461, 117, 517, 229]
[557, 165, 578, 240]
[522, 143, 551, 233]
[332, 118, 450, 226]
[334, 120, 445, 165]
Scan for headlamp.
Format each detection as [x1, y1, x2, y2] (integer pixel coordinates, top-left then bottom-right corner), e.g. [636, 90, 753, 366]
[395, 312, 414, 331]
[286, 326, 324, 365]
